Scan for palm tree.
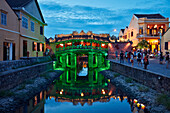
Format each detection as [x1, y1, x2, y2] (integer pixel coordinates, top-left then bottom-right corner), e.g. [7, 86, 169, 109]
[137, 40, 150, 49]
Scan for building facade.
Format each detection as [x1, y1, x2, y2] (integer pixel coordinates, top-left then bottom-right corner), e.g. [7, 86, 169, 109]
[161, 28, 170, 55]
[0, 0, 20, 61]
[0, 0, 47, 61]
[120, 14, 169, 52]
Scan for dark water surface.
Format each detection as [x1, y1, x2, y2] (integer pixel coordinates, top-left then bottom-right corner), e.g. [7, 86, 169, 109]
[43, 68, 146, 113]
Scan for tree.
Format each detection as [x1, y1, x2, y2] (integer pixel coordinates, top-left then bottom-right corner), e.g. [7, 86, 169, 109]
[137, 40, 150, 49]
[110, 35, 117, 42]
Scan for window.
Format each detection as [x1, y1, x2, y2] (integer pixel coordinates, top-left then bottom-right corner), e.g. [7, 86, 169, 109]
[37, 43, 40, 51]
[22, 16, 28, 29]
[31, 21, 34, 32]
[42, 44, 44, 52]
[40, 26, 43, 35]
[32, 42, 37, 51]
[165, 42, 168, 50]
[139, 27, 143, 34]
[152, 29, 157, 35]
[147, 29, 150, 35]
[1, 13, 7, 25]
[131, 31, 133, 37]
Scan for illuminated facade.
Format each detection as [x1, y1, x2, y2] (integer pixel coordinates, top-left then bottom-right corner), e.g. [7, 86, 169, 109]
[120, 14, 169, 52]
[162, 28, 170, 55]
[0, 0, 47, 61]
[50, 30, 110, 70]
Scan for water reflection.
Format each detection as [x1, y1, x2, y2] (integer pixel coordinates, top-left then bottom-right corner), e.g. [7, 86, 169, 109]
[15, 69, 149, 113]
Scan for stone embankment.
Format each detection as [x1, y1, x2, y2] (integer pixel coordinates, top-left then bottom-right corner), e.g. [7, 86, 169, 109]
[100, 70, 170, 113]
[0, 70, 63, 113]
[0, 57, 53, 91]
[110, 60, 170, 94]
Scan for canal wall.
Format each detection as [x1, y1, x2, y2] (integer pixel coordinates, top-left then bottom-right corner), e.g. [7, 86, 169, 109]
[0, 57, 53, 91]
[110, 61, 170, 93]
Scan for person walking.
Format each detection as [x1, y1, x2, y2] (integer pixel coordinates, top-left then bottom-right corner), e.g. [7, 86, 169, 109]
[115, 51, 118, 60]
[159, 52, 164, 64]
[130, 52, 134, 66]
[137, 51, 142, 66]
[125, 51, 128, 63]
[165, 52, 169, 69]
[144, 53, 149, 69]
[127, 51, 131, 64]
[120, 50, 124, 63]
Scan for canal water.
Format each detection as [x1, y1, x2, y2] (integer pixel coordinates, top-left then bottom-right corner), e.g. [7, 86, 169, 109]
[43, 69, 147, 113]
[22, 67, 148, 113]
[19, 59, 148, 113]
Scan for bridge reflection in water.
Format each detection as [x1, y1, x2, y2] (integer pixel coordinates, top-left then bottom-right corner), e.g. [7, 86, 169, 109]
[15, 69, 148, 113]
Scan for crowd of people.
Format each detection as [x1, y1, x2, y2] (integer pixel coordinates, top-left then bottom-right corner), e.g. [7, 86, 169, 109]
[113, 50, 170, 69]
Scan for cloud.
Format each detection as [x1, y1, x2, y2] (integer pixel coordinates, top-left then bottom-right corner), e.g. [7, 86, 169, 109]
[38, 0, 170, 38]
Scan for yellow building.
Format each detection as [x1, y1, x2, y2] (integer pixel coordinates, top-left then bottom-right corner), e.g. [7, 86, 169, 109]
[0, 0, 20, 61]
[161, 28, 170, 55]
[121, 14, 169, 52]
[0, 0, 47, 61]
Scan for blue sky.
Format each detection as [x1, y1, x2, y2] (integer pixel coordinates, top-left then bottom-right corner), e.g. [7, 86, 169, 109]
[37, 0, 170, 38]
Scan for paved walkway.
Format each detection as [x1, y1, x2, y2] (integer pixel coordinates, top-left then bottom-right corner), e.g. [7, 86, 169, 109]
[109, 58, 170, 77]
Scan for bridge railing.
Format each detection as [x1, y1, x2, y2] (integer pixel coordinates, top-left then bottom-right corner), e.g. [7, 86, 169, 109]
[56, 45, 108, 51]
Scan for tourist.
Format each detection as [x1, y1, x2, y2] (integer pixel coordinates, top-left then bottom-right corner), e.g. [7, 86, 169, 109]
[134, 51, 136, 59]
[115, 51, 118, 60]
[130, 52, 134, 66]
[165, 52, 169, 69]
[144, 53, 149, 69]
[127, 51, 131, 63]
[137, 50, 142, 66]
[120, 50, 124, 63]
[159, 52, 164, 64]
[125, 51, 128, 63]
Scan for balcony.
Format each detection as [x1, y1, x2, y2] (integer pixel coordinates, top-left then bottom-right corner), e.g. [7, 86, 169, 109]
[136, 33, 160, 39]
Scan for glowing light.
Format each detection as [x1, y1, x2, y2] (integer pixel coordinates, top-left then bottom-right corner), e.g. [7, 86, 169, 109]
[161, 25, 163, 28]
[81, 92, 84, 97]
[114, 29, 117, 32]
[137, 103, 140, 107]
[60, 44, 63, 46]
[61, 89, 64, 92]
[154, 25, 157, 28]
[108, 79, 110, 83]
[148, 26, 150, 28]
[67, 42, 72, 45]
[141, 104, 145, 109]
[134, 99, 138, 103]
[102, 89, 105, 92]
[101, 43, 105, 47]
[60, 91, 63, 95]
[102, 91, 105, 95]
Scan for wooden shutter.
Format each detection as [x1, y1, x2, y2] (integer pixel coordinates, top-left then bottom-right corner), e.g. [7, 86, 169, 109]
[165, 42, 168, 50]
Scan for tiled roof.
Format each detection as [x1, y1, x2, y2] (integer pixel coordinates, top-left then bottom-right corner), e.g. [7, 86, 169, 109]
[6, 0, 46, 23]
[134, 14, 165, 19]
[6, 0, 32, 8]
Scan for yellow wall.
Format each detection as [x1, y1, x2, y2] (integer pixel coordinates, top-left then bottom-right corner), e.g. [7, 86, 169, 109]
[19, 11, 45, 57]
[0, 0, 20, 61]
[162, 29, 170, 55]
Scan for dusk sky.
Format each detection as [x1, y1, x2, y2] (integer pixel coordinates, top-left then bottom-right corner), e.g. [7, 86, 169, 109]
[37, 0, 170, 38]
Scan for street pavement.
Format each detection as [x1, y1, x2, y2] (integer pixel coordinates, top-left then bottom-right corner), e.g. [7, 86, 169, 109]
[109, 58, 170, 77]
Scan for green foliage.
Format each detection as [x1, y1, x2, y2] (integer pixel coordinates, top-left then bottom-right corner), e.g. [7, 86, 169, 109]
[0, 90, 14, 97]
[157, 94, 170, 110]
[114, 73, 120, 78]
[125, 78, 133, 83]
[138, 86, 149, 92]
[137, 40, 150, 49]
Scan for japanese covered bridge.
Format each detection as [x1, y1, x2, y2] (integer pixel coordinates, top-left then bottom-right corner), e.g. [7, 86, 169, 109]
[50, 30, 110, 70]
